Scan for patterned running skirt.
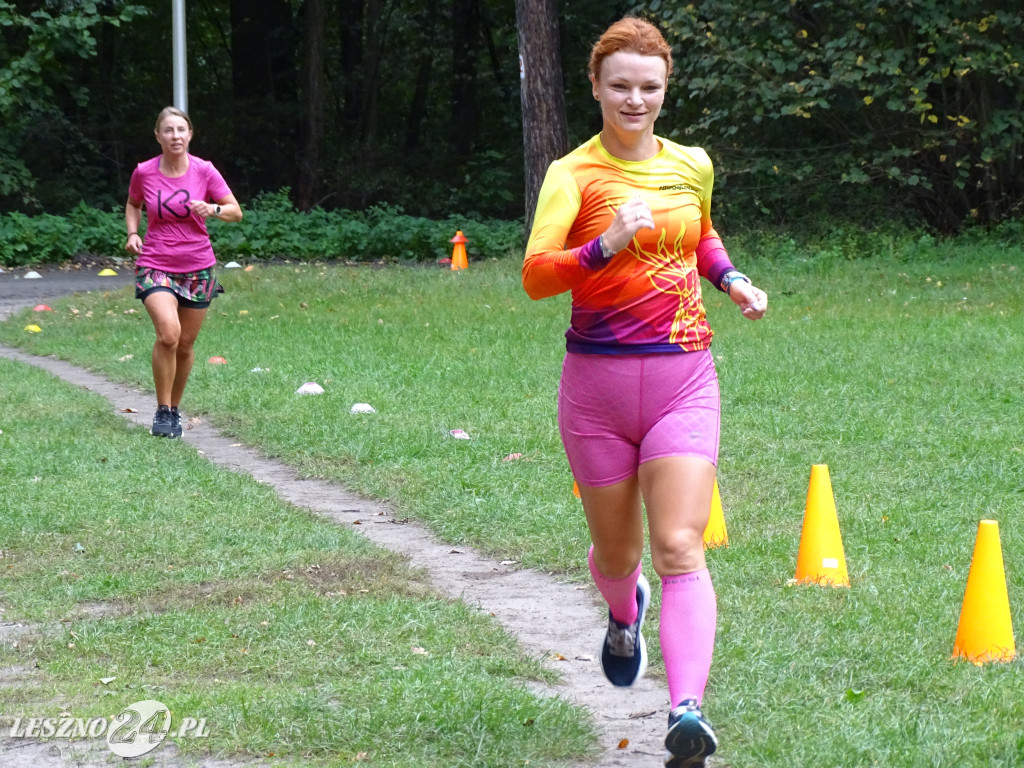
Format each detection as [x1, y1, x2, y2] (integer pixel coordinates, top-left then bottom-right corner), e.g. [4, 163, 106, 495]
[135, 266, 223, 309]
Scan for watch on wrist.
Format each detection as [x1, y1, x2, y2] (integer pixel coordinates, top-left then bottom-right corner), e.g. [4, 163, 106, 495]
[721, 270, 751, 294]
[214, 204, 222, 216]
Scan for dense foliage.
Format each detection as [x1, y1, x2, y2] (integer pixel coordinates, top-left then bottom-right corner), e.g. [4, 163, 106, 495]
[0, 191, 524, 267]
[1, 1, 1021, 234]
[646, 0, 1024, 232]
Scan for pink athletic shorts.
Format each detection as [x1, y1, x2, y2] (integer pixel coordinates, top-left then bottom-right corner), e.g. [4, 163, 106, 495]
[557, 350, 720, 487]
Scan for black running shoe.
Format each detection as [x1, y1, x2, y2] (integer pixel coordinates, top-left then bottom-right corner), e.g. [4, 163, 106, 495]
[169, 407, 183, 438]
[599, 573, 650, 687]
[664, 698, 718, 767]
[151, 405, 177, 438]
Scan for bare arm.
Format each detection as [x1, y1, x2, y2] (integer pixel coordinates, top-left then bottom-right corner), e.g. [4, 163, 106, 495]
[125, 198, 143, 255]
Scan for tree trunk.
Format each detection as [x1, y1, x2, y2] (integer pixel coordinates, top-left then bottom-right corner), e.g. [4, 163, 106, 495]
[339, 0, 366, 138]
[515, 0, 568, 233]
[229, 0, 297, 192]
[450, 0, 481, 161]
[298, 0, 326, 210]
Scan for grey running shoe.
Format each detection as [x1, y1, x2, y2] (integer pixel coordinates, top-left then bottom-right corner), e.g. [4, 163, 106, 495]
[664, 698, 717, 767]
[169, 406, 183, 438]
[151, 405, 177, 438]
[599, 573, 650, 687]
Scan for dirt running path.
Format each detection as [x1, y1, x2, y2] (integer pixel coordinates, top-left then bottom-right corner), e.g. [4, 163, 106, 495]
[0, 270, 677, 768]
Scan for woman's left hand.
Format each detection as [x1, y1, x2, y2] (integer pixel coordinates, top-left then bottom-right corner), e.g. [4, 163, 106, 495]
[729, 281, 768, 320]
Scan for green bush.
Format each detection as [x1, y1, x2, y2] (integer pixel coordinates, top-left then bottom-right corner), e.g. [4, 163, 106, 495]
[0, 189, 526, 268]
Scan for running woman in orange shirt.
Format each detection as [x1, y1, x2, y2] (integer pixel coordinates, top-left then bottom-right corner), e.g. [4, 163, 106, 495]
[523, 17, 767, 768]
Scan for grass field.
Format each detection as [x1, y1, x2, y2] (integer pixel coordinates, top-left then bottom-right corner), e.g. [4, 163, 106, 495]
[2, 227, 1024, 767]
[0, 360, 593, 767]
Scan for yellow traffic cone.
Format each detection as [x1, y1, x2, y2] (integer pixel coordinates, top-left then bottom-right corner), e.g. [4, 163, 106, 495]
[450, 231, 468, 270]
[952, 520, 1016, 664]
[703, 479, 728, 548]
[794, 464, 849, 587]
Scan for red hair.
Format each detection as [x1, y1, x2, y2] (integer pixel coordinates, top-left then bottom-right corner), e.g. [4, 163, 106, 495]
[589, 17, 673, 81]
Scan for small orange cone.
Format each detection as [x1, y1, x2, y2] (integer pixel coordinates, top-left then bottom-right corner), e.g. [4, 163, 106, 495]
[450, 231, 468, 270]
[572, 480, 581, 498]
[952, 520, 1015, 664]
[794, 464, 849, 587]
[703, 479, 728, 548]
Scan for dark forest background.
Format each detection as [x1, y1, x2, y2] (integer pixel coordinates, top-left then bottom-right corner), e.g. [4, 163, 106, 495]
[2, 0, 1022, 234]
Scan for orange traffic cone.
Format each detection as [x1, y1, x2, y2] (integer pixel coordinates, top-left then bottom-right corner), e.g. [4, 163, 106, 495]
[952, 520, 1016, 664]
[450, 231, 468, 270]
[703, 479, 728, 548]
[572, 480, 581, 498]
[794, 464, 849, 587]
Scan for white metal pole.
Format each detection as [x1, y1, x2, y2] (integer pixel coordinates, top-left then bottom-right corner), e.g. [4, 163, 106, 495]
[172, 0, 187, 112]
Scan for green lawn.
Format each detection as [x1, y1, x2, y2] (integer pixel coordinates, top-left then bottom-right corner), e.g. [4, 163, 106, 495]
[0, 361, 593, 767]
[2, 227, 1024, 767]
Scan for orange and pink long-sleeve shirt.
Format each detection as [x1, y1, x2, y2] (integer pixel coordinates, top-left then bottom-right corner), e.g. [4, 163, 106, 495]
[523, 135, 735, 354]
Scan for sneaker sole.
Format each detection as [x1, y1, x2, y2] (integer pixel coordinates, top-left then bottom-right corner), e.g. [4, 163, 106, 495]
[665, 715, 717, 764]
[664, 753, 707, 768]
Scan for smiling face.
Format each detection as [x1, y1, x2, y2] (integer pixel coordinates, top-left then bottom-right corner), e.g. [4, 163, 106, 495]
[591, 51, 667, 156]
[155, 114, 192, 158]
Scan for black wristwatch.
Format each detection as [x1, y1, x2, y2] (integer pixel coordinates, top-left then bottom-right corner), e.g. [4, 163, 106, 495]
[213, 204, 222, 216]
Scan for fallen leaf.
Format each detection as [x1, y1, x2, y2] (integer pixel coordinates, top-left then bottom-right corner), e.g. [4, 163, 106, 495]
[617, 738, 629, 749]
[502, 452, 523, 462]
[120, 407, 138, 413]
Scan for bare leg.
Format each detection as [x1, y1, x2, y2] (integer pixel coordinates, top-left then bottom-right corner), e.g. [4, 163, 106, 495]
[143, 292, 182, 406]
[640, 455, 715, 577]
[578, 475, 645, 578]
[171, 306, 208, 407]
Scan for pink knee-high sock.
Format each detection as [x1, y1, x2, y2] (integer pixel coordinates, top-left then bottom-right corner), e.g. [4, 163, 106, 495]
[588, 545, 641, 625]
[660, 568, 717, 708]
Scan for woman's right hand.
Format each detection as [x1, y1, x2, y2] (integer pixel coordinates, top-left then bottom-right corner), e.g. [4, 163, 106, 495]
[125, 233, 142, 255]
[602, 195, 654, 254]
